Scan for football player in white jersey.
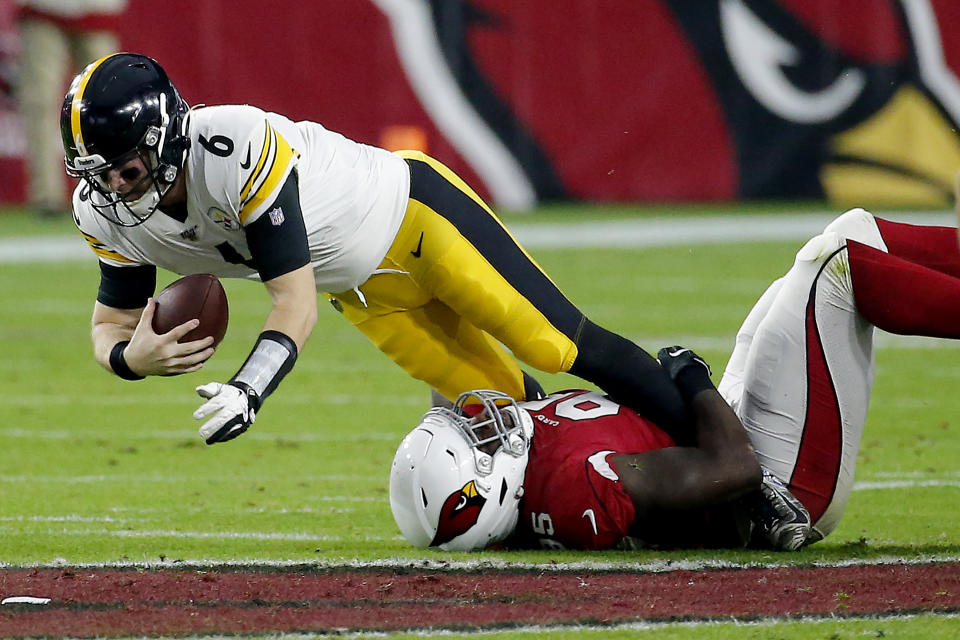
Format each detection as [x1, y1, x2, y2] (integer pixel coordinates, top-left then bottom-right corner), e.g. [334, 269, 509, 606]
[61, 53, 693, 445]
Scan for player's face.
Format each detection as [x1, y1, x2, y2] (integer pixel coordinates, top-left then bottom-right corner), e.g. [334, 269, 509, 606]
[100, 153, 153, 201]
[468, 407, 516, 456]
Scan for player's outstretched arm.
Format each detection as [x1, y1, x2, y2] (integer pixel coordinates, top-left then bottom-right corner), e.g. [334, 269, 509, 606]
[260, 263, 318, 351]
[194, 264, 317, 444]
[92, 300, 215, 379]
[612, 347, 761, 519]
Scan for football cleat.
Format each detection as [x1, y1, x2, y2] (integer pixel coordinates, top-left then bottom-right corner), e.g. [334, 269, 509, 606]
[741, 468, 812, 551]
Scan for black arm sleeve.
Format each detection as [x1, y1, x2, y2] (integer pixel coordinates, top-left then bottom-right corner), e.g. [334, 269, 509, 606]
[243, 171, 311, 282]
[568, 319, 694, 444]
[97, 262, 157, 309]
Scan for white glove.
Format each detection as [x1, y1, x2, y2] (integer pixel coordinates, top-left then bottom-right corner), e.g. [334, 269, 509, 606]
[193, 382, 258, 445]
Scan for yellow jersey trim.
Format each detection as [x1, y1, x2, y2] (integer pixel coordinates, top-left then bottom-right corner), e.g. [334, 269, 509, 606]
[80, 231, 136, 263]
[240, 123, 296, 223]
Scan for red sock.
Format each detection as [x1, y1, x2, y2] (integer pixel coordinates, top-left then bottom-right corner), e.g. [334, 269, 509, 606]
[848, 240, 960, 338]
[875, 217, 960, 278]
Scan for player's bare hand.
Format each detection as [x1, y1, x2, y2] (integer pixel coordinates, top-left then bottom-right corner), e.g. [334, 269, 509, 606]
[123, 299, 216, 376]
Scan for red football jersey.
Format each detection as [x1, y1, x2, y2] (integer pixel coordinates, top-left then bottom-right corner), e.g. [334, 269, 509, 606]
[514, 390, 675, 550]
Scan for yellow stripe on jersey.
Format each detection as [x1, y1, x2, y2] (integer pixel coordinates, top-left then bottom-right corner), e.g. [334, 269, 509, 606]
[239, 123, 296, 223]
[69, 55, 115, 156]
[239, 121, 272, 205]
[80, 231, 136, 263]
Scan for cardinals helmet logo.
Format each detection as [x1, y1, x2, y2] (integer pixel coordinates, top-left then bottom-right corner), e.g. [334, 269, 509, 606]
[431, 479, 487, 547]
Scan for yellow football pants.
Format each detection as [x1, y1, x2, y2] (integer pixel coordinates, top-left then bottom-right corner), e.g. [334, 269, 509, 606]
[328, 151, 582, 402]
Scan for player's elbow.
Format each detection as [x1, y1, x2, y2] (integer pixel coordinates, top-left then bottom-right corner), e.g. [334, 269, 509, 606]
[721, 444, 762, 498]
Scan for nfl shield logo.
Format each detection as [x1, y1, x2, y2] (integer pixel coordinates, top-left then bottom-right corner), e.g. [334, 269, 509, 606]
[267, 207, 285, 226]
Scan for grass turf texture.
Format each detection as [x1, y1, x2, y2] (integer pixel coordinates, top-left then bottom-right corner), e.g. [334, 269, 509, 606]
[1, 205, 958, 638]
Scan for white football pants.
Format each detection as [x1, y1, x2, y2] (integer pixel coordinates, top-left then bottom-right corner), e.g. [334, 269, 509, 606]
[718, 208, 888, 540]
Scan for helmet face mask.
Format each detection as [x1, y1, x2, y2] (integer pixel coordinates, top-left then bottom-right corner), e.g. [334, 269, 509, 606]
[74, 137, 172, 226]
[61, 54, 190, 227]
[390, 390, 533, 551]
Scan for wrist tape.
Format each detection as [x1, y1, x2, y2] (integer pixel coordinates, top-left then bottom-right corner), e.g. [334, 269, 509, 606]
[109, 341, 145, 381]
[230, 330, 298, 409]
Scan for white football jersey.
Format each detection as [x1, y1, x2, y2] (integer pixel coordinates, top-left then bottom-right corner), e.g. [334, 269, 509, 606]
[73, 104, 410, 293]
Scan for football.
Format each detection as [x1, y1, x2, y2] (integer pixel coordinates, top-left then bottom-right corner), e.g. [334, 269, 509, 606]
[152, 274, 229, 347]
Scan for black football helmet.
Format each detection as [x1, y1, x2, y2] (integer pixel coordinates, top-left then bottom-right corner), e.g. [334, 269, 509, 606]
[61, 53, 190, 226]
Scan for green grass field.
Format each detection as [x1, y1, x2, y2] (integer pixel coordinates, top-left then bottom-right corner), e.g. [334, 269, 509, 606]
[1, 205, 958, 638]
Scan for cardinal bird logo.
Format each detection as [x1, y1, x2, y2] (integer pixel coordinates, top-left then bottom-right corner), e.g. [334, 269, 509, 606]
[431, 480, 487, 546]
[378, 0, 960, 208]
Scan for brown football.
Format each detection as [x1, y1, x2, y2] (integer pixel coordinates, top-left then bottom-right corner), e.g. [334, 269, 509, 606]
[152, 274, 229, 347]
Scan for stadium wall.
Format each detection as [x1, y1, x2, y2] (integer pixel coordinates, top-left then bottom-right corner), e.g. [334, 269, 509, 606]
[2, 0, 960, 210]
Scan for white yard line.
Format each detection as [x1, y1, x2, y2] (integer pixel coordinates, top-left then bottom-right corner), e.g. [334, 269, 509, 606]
[195, 612, 958, 640]
[0, 473, 372, 483]
[2, 212, 954, 263]
[3, 554, 959, 572]
[5, 528, 396, 542]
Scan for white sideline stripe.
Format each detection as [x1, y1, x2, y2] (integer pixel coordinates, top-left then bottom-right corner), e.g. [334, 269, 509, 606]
[1, 393, 427, 408]
[157, 611, 960, 640]
[514, 212, 955, 248]
[186, 611, 960, 640]
[4, 554, 959, 573]
[0, 426, 399, 442]
[854, 479, 960, 490]
[0, 473, 954, 488]
[11, 528, 400, 542]
[874, 470, 960, 477]
[0, 473, 372, 483]
[2, 212, 954, 263]
[0, 515, 135, 523]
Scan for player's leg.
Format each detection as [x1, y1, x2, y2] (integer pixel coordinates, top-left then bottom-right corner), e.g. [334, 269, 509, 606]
[17, 18, 71, 215]
[827, 206, 960, 278]
[723, 229, 875, 542]
[873, 216, 960, 278]
[716, 277, 784, 415]
[824, 208, 960, 337]
[386, 151, 689, 434]
[328, 273, 529, 402]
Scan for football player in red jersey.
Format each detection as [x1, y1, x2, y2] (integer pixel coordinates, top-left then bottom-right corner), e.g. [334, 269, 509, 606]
[391, 208, 960, 551]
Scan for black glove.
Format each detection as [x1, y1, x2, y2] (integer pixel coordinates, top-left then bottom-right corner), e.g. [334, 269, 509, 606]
[657, 345, 714, 400]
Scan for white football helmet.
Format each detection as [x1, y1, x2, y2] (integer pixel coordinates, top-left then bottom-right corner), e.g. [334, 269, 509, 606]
[390, 390, 534, 551]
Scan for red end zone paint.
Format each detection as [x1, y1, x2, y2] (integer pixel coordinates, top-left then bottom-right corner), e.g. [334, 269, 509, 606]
[0, 563, 958, 637]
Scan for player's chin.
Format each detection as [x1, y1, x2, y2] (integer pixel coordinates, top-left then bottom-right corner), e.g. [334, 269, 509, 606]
[119, 181, 154, 202]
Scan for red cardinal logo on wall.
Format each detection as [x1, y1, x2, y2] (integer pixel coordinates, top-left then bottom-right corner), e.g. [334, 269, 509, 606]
[431, 480, 487, 547]
[378, 0, 960, 208]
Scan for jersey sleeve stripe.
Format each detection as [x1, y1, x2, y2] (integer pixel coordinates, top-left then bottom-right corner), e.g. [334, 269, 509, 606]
[239, 121, 273, 204]
[239, 125, 296, 223]
[80, 231, 136, 263]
